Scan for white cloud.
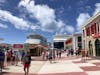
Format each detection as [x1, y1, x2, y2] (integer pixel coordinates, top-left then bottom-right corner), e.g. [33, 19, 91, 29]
[18, 0, 75, 34]
[0, 23, 8, 28]
[93, 3, 100, 15]
[0, 10, 30, 30]
[19, 0, 56, 32]
[76, 13, 90, 31]
[65, 25, 74, 33]
[0, 0, 6, 3]
[0, 0, 6, 6]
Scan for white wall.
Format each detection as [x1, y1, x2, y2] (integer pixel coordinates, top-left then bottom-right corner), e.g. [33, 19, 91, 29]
[25, 39, 41, 44]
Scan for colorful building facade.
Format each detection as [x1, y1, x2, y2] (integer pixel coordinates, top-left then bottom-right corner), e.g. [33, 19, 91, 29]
[24, 33, 49, 56]
[66, 33, 82, 52]
[82, 12, 100, 56]
[53, 34, 69, 50]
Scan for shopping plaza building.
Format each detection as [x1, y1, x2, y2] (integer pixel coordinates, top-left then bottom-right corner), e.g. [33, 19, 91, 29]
[66, 33, 82, 52]
[53, 34, 69, 50]
[82, 12, 100, 56]
[24, 33, 49, 56]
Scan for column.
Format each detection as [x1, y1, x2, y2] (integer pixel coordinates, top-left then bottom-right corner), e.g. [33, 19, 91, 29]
[85, 28, 87, 50]
[96, 22, 98, 33]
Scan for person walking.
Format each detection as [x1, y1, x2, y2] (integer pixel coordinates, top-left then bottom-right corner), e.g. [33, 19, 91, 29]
[21, 50, 26, 64]
[58, 50, 62, 58]
[48, 50, 53, 63]
[45, 50, 48, 60]
[23, 52, 31, 75]
[0, 49, 5, 73]
[15, 51, 19, 66]
[6, 50, 11, 66]
[53, 50, 56, 60]
[56, 50, 59, 58]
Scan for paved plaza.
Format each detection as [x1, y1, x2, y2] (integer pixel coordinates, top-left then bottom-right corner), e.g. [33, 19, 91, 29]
[1, 54, 100, 75]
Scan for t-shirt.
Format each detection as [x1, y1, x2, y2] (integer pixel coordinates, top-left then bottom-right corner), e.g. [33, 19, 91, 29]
[22, 52, 25, 57]
[24, 56, 31, 64]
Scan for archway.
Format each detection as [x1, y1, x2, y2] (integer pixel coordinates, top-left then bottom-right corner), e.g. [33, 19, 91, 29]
[95, 39, 100, 56]
[88, 40, 93, 56]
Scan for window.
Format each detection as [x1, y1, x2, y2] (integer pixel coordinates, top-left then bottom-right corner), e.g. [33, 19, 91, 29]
[78, 36, 81, 42]
[54, 42, 64, 49]
[86, 27, 90, 36]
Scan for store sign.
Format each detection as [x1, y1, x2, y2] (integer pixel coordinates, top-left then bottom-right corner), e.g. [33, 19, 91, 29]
[13, 44, 23, 48]
[93, 33, 100, 38]
[66, 38, 72, 44]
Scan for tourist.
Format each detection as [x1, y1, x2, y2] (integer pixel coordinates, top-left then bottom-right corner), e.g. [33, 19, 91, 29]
[45, 50, 48, 60]
[48, 50, 53, 63]
[85, 49, 89, 60]
[11, 51, 15, 65]
[56, 50, 59, 58]
[67, 49, 70, 56]
[0, 49, 5, 72]
[21, 50, 26, 63]
[15, 51, 19, 66]
[71, 48, 74, 56]
[58, 50, 62, 58]
[42, 51, 45, 60]
[6, 50, 11, 66]
[81, 49, 85, 62]
[52, 50, 56, 60]
[23, 51, 31, 75]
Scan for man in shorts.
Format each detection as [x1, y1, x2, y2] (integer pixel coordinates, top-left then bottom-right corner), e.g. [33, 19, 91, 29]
[48, 50, 53, 63]
[23, 52, 31, 75]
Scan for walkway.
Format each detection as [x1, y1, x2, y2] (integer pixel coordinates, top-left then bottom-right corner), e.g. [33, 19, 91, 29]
[1, 54, 100, 75]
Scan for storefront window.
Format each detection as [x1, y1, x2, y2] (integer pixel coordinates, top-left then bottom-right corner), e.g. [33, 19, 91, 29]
[95, 39, 100, 56]
[78, 36, 81, 42]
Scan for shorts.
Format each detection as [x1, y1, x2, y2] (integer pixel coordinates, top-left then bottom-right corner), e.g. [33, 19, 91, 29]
[15, 57, 19, 61]
[24, 64, 30, 69]
[7, 57, 11, 62]
[21, 57, 24, 61]
[0, 61, 3, 67]
[49, 57, 52, 60]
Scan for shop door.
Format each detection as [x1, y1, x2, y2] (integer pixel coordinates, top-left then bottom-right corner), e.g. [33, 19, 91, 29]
[95, 39, 100, 56]
[88, 41, 93, 56]
[30, 48, 37, 56]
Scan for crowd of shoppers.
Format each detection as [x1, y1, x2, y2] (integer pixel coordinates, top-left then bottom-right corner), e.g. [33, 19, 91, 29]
[42, 49, 63, 63]
[0, 48, 26, 72]
[0, 47, 32, 75]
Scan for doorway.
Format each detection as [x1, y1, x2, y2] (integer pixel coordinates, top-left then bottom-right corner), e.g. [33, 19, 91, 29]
[88, 40, 93, 56]
[95, 39, 100, 56]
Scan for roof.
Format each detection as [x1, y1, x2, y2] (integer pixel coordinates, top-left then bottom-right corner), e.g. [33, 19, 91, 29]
[53, 34, 68, 37]
[82, 12, 100, 28]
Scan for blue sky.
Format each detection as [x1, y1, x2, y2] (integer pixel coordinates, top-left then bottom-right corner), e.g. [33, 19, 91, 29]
[0, 0, 100, 44]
